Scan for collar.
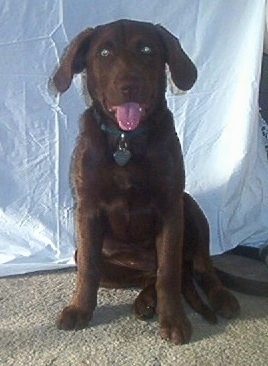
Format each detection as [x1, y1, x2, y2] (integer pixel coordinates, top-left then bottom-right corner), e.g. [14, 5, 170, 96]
[92, 107, 148, 166]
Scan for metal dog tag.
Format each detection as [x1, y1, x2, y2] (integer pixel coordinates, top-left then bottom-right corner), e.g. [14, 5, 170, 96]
[113, 148, 131, 166]
[113, 133, 132, 166]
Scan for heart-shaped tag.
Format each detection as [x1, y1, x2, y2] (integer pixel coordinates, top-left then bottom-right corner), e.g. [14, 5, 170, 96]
[113, 148, 132, 166]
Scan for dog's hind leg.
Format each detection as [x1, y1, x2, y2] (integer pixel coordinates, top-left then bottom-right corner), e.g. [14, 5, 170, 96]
[192, 236, 240, 318]
[184, 194, 240, 319]
[194, 269, 240, 319]
[182, 261, 217, 324]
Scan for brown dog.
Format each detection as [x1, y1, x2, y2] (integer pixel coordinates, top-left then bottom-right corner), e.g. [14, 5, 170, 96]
[53, 19, 239, 344]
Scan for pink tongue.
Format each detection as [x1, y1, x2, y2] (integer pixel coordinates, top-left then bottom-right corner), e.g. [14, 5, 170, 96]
[116, 102, 142, 131]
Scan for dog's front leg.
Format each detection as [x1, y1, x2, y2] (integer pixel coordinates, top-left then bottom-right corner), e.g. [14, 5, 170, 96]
[57, 204, 103, 331]
[156, 198, 192, 344]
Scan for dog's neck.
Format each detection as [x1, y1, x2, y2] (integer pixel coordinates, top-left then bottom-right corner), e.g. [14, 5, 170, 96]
[92, 107, 148, 137]
[92, 107, 149, 166]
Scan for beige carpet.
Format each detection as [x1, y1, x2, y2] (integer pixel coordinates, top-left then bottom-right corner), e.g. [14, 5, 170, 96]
[1, 269, 268, 366]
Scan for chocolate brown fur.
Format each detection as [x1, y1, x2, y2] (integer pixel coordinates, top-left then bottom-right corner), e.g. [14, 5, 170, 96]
[53, 20, 239, 344]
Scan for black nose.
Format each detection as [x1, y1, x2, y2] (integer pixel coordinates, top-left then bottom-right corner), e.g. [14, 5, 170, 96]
[117, 72, 143, 99]
[120, 83, 139, 98]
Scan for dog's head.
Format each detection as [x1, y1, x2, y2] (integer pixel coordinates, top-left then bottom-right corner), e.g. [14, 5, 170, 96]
[53, 19, 197, 131]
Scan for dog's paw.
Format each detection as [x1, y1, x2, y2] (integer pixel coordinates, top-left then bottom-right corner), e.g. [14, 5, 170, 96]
[159, 314, 192, 345]
[56, 305, 92, 331]
[133, 285, 157, 320]
[209, 288, 240, 319]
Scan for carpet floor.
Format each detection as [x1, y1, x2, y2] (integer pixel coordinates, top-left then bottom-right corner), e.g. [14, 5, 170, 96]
[1, 269, 267, 366]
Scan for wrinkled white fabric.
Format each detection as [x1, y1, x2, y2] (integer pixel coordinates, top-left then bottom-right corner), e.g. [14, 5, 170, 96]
[264, 0, 268, 53]
[0, 0, 267, 276]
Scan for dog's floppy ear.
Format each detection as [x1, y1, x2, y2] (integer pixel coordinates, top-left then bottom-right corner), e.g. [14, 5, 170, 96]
[155, 25, 197, 91]
[53, 28, 94, 93]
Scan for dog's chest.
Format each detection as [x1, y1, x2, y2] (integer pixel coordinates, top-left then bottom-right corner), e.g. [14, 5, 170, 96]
[106, 166, 157, 242]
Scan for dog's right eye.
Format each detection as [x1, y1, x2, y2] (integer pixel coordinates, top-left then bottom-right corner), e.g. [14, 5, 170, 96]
[140, 45, 152, 55]
[100, 48, 110, 57]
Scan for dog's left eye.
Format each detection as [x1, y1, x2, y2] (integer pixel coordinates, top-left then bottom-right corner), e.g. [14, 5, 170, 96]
[140, 46, 152, 55]
[100, 48, 110, 57]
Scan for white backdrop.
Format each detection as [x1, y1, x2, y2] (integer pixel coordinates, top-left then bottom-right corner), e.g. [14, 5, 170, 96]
[0, 0, 268, 276]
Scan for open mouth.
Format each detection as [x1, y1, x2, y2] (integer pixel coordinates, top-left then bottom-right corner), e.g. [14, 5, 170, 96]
[107, 102, 147, 131]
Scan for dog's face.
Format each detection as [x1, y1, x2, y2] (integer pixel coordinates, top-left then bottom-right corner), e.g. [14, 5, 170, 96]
[53, 20, 197, 131]
[86, 21, 167, 130]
